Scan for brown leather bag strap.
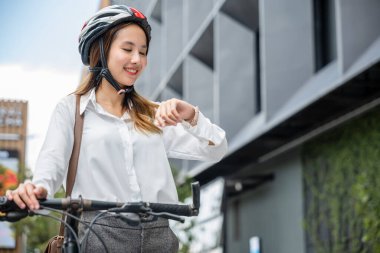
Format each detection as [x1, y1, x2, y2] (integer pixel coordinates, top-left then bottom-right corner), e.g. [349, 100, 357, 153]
[59, 95, 84, 236]
[66, 95, 84, 196]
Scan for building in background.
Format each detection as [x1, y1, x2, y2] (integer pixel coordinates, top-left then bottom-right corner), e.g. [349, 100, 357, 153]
[102, 0, 380, 252]
[0, 100, 27, 253]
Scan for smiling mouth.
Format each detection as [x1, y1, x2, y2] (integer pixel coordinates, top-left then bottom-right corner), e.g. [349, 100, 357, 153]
[125, 68, 138, 75]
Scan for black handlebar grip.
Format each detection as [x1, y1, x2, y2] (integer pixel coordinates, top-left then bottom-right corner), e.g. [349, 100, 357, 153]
[0, 196, 7, 206]
[148, 203, 193, 216]
[0, 196, 21, 212]
[191, 181, 200, 210]
[0, 211, 29, 222]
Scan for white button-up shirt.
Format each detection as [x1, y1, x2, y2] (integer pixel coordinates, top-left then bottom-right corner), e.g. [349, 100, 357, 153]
[32, 89, 227, 204]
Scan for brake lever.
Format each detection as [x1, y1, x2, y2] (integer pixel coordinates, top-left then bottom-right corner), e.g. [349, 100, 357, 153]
[108, 202, 150, 213]
[146, 211, 185, 223]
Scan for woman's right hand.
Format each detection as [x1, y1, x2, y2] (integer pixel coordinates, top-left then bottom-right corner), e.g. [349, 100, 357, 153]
[5, 181, 47, 211]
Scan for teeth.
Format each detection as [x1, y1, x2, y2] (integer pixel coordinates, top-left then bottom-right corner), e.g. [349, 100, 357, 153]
[126, 68, 137, 73]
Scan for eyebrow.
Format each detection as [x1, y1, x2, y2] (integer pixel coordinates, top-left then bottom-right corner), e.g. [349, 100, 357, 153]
[121, 41, 147, 49]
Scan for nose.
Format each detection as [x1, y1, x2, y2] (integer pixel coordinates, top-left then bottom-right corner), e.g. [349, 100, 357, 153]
[131, 51, 141, 64]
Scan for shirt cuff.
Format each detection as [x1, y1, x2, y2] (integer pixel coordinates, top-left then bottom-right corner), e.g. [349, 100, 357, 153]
[181, 111, 225, 146]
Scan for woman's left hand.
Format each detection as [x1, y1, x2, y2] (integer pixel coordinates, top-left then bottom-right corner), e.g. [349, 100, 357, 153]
[155, 98, 196, 127]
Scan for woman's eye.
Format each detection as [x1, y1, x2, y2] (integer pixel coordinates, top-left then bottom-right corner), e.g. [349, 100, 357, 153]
[123, 48, 132, 52]
[139, 52, 147, 56]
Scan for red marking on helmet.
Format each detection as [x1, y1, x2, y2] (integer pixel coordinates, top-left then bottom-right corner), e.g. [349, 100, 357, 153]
[130, 7, 145, 19]
[81, 21, 87, 31]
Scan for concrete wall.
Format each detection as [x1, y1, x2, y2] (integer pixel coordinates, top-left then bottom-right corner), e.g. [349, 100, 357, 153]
[216, 12, 256, 137]
[337, 0, 380, 72]
[225, 150, 305, 253]
[259, 0, 314, 119]
[184, 55, 214, 121]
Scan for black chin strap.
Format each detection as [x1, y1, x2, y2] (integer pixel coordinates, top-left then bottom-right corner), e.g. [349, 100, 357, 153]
[89, 38, 134, 95]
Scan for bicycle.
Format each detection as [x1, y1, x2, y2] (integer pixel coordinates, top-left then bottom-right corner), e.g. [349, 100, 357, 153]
[0, 182, 200, 253]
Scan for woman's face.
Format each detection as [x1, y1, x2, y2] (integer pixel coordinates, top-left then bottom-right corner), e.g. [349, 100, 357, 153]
[107, 24, 148, 87]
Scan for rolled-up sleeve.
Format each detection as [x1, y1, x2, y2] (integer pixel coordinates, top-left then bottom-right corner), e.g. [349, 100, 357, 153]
[163, 111, 228, 162]
[32, 96, 75, 197]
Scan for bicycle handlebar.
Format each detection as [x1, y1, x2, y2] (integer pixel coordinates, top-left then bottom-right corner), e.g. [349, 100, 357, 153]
[0, 182, 200, 223]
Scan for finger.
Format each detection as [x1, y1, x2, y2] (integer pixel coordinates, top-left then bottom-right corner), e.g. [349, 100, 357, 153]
[162, 100, 179, 125]
[162, 117, 176, 126]
[154, 103, 163, 120]
[32, 186, 47, 210]
[12, 188, 26, 209]
[154, 104, 161, 120]
[162, 99, 180, 123]
[169, 100, 182, 122]
[155, 104, 167, 127]
[18, 183, 34, 209]
[25, 183, 39, 210]
[5, 190, 13, 200]
[161, 105, 177, 126]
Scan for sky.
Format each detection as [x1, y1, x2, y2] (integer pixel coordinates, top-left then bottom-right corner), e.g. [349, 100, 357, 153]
[0, 1, 100, 172]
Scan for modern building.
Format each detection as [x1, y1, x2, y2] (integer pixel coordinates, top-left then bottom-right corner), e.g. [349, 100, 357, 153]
[0, 99, 28, 253]
[103, 0, 380, 252]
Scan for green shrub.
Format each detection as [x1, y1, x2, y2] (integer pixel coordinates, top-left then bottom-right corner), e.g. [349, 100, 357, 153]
[303, 108, 380, 252]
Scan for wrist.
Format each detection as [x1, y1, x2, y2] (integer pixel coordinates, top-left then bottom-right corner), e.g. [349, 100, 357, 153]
[185, 106, 199, 126]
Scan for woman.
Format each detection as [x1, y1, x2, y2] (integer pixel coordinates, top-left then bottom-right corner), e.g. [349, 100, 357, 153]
[6, 5, 227, 252]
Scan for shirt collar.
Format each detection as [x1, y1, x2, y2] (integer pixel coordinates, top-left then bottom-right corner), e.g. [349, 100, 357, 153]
[79, 88, 131, 120]
[79, 88, 96, 115]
